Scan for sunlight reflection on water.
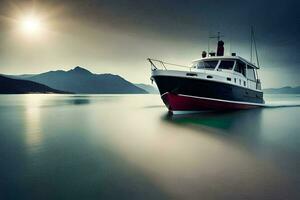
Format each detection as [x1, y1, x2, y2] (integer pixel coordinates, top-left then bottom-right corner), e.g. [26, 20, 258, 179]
[24, 96, 42, 153]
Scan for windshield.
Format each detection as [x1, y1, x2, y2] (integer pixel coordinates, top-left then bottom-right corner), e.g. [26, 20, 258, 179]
[218, 60, 235, 70]
[192, 60, 218, 70]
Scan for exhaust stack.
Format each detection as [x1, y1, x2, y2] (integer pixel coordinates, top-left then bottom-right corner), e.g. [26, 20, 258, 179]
[217, 40, 224, 56]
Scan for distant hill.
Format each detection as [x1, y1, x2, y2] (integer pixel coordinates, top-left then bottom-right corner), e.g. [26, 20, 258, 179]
[135, 83, 159, 94]
[263, 86, 300, 94]
[8, 66, 147, 94]
[0, 75, 69, 94]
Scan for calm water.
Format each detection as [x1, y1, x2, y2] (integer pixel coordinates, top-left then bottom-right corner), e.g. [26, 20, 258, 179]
[1, 94, 300, 200]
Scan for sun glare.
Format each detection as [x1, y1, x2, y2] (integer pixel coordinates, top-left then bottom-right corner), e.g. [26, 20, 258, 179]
[20, 15, 42, 35]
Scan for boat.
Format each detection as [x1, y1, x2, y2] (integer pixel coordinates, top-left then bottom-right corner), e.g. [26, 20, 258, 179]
[149, 31, 265, 113]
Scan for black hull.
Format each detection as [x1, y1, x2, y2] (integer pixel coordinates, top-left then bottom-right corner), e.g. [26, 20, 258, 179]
[153, 76, 264, 105]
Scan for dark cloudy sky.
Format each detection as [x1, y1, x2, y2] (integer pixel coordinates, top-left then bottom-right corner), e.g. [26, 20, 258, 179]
[0, 0, 299, 87]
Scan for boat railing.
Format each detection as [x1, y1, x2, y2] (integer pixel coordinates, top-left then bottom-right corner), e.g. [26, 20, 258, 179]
[147, 58, 192, 71]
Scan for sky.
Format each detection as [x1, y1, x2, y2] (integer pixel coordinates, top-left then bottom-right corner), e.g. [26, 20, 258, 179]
[0, 0, 299, 88]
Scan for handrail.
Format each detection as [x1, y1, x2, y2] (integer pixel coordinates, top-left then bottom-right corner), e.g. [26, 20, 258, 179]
[147, 58, 191, 71]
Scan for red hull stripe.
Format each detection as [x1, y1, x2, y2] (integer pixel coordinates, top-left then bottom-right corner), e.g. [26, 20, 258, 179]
[161, 92, 264, 111]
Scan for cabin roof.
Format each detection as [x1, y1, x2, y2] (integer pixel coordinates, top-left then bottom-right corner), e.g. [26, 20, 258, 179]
[192, 56, 259, 69]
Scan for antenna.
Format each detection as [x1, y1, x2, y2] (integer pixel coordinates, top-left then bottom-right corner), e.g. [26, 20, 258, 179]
[250, 26, 260, 68]
[210, 32, 224, 42]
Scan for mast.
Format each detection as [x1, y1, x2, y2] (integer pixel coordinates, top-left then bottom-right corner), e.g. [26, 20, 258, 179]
[250, 29, 253, 62]
[250, 26, 260, 68]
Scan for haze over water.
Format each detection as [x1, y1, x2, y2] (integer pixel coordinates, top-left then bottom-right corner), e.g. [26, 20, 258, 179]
[1, 94, 300, 199]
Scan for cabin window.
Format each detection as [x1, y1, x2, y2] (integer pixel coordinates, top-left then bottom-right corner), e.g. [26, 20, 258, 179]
[218, 60, 234, 70]
[246, 66, 256, 81]
[196, 61, 218, 70]
[234, 61, 246, 76]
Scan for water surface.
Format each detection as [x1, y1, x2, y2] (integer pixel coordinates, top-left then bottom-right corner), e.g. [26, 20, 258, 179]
[1, 94, 300, 200]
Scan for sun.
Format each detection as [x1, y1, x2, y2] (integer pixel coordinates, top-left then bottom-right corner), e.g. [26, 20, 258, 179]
[20, 15, 42, 35]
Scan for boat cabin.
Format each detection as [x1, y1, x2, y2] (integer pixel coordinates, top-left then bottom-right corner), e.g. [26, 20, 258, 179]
[191, 56, 261, 91]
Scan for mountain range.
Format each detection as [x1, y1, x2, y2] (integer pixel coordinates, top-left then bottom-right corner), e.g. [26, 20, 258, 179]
[263, 86, 300, 94]
[5, 67, 148, 94]
[0, 75, 69, 94]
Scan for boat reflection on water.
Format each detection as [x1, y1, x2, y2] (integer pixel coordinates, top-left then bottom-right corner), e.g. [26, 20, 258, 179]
[163, 109, 262, 132]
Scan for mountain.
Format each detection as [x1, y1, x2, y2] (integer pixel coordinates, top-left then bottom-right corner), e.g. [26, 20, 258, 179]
[263, 86, 300, 94]
[135, 83, 159, 94]
[9, 66, 147, 94]
[0, 75, 70, 94]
